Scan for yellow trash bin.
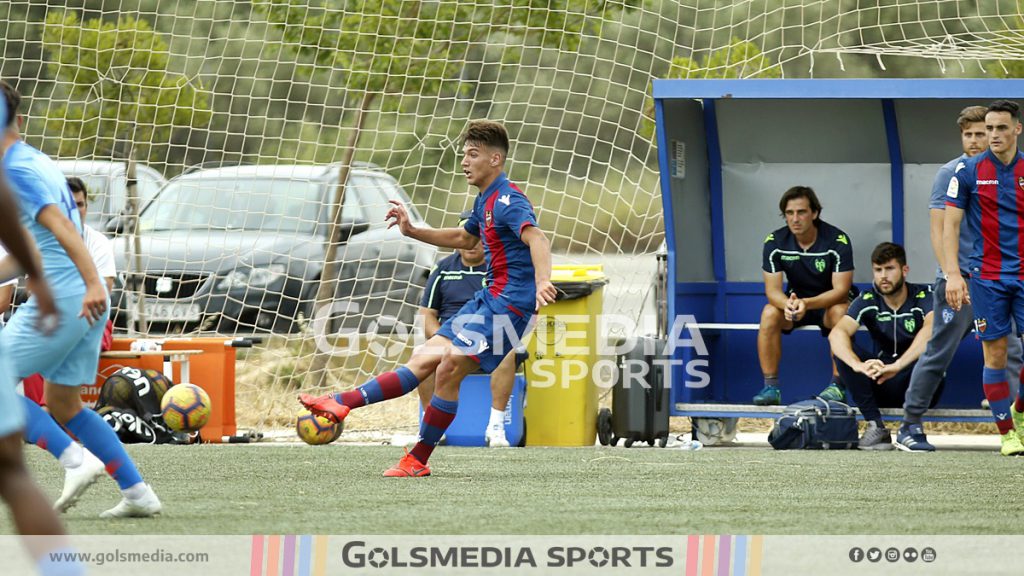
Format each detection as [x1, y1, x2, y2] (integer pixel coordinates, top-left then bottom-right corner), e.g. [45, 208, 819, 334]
[524, 265, 609, 446]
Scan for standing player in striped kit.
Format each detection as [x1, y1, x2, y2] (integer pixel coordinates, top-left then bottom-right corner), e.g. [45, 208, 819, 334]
[301, 120, 557, 477]
[944, 99, 1024, 456]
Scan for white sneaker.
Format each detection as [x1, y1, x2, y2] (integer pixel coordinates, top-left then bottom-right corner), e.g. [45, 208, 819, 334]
[100, 484, 162, 518]
[55, 449, 106, 513]
[485, 425, 510, 448]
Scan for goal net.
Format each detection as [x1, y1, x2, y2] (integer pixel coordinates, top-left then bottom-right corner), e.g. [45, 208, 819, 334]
[1, 0, 1021, 438]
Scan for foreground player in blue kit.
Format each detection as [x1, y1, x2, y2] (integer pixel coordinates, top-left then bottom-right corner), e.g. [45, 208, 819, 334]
[301, 120, 556, 477]
[0, 82, 85, 575]
[0, 81, 161, 515]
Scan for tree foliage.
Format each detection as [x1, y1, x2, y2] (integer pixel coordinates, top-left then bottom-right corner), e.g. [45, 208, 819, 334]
[255, 0, 636, 112]
[40, 11, 211, 161]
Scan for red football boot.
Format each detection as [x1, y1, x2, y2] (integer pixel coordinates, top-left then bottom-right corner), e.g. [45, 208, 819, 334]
[298, 393, 351, 423]
[382, 450, 431, 477]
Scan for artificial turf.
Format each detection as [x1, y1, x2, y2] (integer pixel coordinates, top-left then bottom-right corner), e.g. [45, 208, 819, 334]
[2, 443, 1019, 535]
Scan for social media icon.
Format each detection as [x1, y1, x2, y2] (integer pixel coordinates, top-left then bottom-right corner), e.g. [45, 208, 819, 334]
[867, 548, 882, 562]
[904, 547, 919, 563]
[849, 548, 864, 563]
[922, 547, 936, 563]
[886, 548, 900, 562]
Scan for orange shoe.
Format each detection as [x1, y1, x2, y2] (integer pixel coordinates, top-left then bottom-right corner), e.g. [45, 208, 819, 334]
[382, 450, 431, 478]
[298, 393, 351, 424]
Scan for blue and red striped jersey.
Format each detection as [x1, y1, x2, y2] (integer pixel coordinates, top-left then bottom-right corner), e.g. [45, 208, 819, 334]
[946, 148, 1024, 280]
[462, 172, 538, 316]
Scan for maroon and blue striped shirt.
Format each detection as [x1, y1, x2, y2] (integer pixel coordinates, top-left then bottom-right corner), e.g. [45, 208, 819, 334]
[946, 148, 1024, 280]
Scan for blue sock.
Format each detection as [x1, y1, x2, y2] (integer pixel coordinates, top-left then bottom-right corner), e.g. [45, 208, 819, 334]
[334, 366, 421, 408]
[36, 547, 85, 576]
[65, 409, 143, 490]
[19, 397, 72, 459]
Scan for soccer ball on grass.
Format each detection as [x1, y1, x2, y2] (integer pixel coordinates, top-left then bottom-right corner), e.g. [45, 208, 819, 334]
[160, 383, 212, 433]
[296, 410, 343, 445]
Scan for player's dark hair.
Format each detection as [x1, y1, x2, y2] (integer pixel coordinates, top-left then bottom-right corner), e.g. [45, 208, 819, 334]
[987, 99, 1020, 121]
[957, 106, 987, 131]
[0, 80, 21, 128]
[871, 242, 906, 267]
[778, 186, 821, 222]
[67, 176, 88, 200]
[461, 120, 509, 157]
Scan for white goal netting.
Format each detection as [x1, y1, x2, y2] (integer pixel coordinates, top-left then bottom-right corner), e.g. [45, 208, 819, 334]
[1, 0, 1022, 437]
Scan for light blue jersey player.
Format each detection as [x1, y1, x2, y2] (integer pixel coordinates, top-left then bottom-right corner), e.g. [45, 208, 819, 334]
[0, 81, 161, 517]
[0, 80, 86, 576]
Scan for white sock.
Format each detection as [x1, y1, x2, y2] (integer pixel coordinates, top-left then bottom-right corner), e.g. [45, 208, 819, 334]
[123, 482, 148, 500]
[488, 408, 505, 430]
[57, 443, 84, 470]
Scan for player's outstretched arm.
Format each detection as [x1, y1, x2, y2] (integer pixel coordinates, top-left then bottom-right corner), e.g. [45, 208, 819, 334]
[385, 200, 478, 249]
[0, 178, 57, 333]
[521, 225, 556, 310]
[36, 205, 107, 323]
[762, 271, 789, 311]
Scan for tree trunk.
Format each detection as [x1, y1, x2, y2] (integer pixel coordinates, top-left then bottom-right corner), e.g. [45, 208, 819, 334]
[307, 90, 377, 388]
[125, 144, 148, 335]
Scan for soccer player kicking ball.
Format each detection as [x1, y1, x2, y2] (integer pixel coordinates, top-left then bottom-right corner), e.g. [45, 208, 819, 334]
[944, 99, 1024, 456]
[301, 120, 556, 477]
[0, 81, 161, 515]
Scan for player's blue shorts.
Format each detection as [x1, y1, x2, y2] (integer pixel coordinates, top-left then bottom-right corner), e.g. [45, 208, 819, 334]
[968, 278, 1024, 341]
[0, 293, 110, 386]
[436, 291, 534, 373]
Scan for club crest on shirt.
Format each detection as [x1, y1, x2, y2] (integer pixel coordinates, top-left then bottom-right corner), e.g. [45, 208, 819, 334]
[485, 210, 492, 226]
[904, 318, 916, 333]
[814, 258, 826, 273]
[1018, 176, 1024, 191]
[942, 307, 954, 324]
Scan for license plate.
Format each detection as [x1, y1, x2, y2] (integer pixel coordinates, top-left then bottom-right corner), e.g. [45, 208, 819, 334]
[142, 299, 202, 322]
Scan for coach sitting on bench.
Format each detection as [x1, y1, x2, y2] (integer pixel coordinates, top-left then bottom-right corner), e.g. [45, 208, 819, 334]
[829, 242, 940, 451]
[755, 186, 855, 406]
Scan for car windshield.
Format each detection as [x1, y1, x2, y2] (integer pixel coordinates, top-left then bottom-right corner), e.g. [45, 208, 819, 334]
[139, 177, 322, 233]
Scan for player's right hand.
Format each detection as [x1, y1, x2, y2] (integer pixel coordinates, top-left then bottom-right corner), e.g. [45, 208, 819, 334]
[784, 293, 799, 322]
[26, 276, 59, 336]
[945, 274, 970, 311]
[385, 200, 415, 236]
[79, 281, 108, 325]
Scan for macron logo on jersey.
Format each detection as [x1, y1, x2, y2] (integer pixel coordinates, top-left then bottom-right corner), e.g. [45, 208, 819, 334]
[498, 194, 511, 206]
[977, 180, 1000, 185]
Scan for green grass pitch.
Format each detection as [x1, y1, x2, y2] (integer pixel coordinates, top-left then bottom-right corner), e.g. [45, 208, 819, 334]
[1, 444, 1016, 535]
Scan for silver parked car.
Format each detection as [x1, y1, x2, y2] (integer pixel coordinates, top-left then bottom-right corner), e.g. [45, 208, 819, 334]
[55, 160, 167, 230]
[110, 163, 438, 334]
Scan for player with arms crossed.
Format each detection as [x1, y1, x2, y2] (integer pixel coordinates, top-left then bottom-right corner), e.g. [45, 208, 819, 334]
[0, 81, 161, 514]
[944, 99, 1024, 456]
[301, 120, 556, 477]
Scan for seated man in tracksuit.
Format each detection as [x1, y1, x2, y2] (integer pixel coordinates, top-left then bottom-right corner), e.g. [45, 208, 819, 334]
[828, 242, 941, 450]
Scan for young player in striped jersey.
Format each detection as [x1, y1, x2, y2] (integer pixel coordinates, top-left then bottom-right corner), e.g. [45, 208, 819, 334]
[301, 120, 556, 477]
[944, 99, 1024, 456]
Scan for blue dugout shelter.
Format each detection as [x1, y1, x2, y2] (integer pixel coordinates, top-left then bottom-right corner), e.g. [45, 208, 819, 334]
[653, 79, 1024, 422]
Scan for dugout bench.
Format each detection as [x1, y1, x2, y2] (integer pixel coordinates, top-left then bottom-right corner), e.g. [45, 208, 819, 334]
[652, 79, 1024, 423]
